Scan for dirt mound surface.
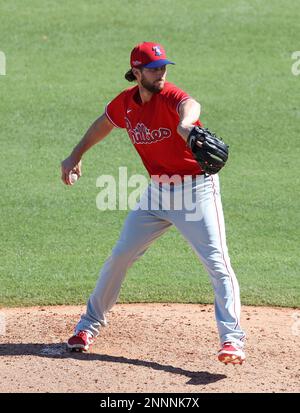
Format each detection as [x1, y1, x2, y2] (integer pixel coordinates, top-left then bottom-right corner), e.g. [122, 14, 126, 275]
[0, 304, 299, 393]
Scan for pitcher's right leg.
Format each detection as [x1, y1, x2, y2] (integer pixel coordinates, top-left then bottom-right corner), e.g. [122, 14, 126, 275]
[68, 206, 172, 349]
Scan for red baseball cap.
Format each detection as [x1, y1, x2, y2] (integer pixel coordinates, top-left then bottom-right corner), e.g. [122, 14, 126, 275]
[130, 42, 175, 69]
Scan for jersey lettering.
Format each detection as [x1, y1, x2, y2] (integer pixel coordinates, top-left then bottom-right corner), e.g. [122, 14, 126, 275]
[125, 118, 171, 145]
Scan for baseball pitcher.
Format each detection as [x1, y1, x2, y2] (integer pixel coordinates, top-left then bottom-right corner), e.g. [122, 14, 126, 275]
[61, 42, 246, 365]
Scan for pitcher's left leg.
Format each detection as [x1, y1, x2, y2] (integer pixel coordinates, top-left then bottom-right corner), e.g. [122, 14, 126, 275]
[169, 175, 246, 354]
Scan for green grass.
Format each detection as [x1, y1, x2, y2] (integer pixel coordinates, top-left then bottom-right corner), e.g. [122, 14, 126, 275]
[0, 0, 299, 307]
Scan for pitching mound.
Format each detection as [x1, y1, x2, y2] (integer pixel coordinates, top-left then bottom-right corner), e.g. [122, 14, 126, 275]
[0, 304, 299, 393]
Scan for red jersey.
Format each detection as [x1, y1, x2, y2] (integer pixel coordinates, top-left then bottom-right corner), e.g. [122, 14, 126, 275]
[105, 81, 203, 178]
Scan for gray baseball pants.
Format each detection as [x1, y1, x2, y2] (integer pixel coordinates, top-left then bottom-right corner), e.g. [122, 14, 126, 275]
[75, 174, 246, 347]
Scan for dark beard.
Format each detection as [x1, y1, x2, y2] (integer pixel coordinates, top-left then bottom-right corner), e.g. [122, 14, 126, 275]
[141, 76, 164, 93]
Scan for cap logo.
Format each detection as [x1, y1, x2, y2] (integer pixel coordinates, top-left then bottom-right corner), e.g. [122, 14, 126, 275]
[152, 46, 162, 56]
[132, 60, 142, 66]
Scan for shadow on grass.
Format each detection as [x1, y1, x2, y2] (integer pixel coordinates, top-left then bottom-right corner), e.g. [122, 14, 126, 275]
[0, 342, 226, 386]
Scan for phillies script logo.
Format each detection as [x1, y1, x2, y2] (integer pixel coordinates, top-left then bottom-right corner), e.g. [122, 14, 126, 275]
[125, 117, 171, 144]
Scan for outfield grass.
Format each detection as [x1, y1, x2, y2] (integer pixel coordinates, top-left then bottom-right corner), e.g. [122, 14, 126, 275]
[0, 0, 299, 307]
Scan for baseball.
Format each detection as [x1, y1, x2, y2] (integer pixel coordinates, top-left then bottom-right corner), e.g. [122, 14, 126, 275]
[69, 172, 78, 184]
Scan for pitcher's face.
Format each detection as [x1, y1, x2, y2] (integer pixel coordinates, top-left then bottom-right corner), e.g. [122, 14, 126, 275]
[135, 65, 167, 93]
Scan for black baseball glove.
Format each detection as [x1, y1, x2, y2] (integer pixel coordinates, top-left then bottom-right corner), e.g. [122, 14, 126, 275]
[187, 126, 229, 174]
